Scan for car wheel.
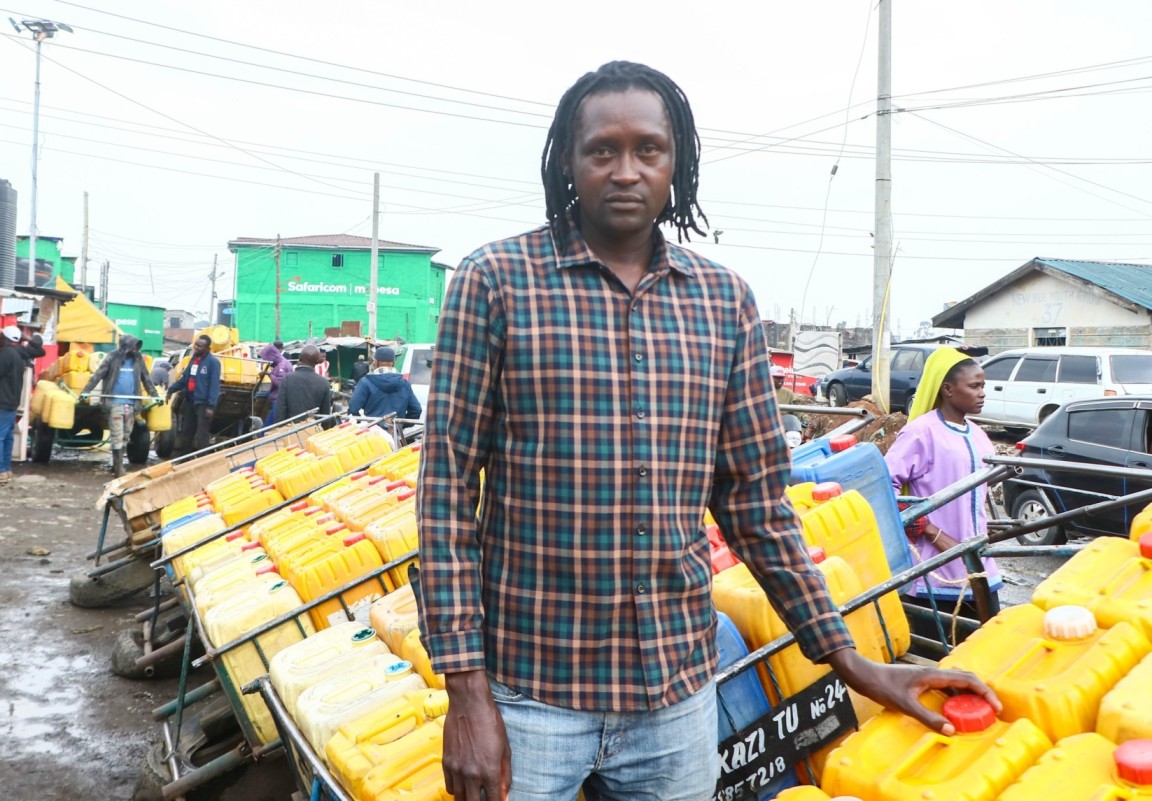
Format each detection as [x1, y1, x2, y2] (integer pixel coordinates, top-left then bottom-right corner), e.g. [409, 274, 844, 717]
[903, 392, 916, 415]
[1011, 489, 1065, 546]
[829, 383, 848, 407]
[1038, 405, 1059, 425]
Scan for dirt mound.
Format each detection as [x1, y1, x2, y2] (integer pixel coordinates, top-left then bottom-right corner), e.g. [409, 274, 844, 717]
[803, 399, 908, 455]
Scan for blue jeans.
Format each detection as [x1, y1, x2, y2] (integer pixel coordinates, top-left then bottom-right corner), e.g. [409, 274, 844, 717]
[489, 677, 719, 801]
[0, 408, 16, 473]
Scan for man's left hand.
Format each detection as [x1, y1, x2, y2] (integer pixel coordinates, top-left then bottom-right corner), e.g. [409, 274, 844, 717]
[204, 407, 214, 418]
[826, 648, 1000, 736]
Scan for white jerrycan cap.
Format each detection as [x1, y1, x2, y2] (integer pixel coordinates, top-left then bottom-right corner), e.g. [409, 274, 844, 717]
[1043, 605, 1097, 640]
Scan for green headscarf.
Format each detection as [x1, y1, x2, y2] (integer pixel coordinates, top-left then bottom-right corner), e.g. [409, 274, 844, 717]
[906, 347, 971, 422]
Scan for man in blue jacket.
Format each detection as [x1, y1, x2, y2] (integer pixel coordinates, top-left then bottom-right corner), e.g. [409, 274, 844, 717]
[166, 334, 221, 455]
[347, 346, 422, 425]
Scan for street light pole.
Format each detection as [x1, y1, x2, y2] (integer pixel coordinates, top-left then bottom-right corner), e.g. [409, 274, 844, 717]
[10, 18, 73, 286]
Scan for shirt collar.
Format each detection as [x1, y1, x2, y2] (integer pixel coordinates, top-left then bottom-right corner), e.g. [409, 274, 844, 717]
[550, 210, 697, 279]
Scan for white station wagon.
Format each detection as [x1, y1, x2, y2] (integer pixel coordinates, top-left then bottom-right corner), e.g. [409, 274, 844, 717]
[971, 346, 1152, 434]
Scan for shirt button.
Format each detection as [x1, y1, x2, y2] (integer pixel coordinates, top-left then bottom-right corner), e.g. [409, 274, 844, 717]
[636, 410, 645, 419]
[636, 525, 646, 536]
[636, 583, 647, 594]
[634, 353, 643, 362]
[637, 465, 648, 476]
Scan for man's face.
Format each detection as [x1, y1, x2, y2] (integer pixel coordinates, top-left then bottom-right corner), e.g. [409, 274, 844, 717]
[192, 338, 210, 358]
[567, 88, 674, 246]
[773, 376, 785, 390]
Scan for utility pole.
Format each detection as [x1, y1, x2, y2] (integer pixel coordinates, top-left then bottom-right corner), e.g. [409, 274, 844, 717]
[12, 19, 73, 286]
[274, 234, 282, 340]
[99, 259, 109, 312]
[368, 172, 380, 340]
[870, 0, 894, 414]
[209, 254, 218, 324]
[80, 190, 88, 293]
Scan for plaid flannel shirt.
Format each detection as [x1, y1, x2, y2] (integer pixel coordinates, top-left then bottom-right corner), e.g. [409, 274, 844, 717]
[416, 219, 854, 711]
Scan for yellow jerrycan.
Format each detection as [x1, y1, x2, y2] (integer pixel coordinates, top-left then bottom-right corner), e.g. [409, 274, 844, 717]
[1098, 651, 1152, 745]
[369, 583, 421, 654]
[939, 604, 1150, 742]
[268, 623, 388, 717]
[357, 720, 449, 801]
[999, 733, 1152, 801]
[822, 692, 1052, 801]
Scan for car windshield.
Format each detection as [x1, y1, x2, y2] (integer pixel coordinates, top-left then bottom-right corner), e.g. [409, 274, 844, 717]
[1110, 354, 1152, 384]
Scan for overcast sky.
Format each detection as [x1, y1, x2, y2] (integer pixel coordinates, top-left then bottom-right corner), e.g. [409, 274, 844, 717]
[2, 0, 1151, 337]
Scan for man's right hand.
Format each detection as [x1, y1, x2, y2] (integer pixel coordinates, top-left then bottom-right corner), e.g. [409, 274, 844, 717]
[443, 670, 511, 801]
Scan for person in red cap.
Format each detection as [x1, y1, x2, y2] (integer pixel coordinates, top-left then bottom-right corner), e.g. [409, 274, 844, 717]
[771, 364, 795, 405]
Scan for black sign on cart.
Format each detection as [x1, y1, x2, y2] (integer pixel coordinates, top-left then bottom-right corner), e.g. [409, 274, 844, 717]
[712, 672, 858, 801]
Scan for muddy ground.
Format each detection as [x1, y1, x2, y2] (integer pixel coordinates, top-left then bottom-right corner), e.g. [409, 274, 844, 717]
[0, 454, 295, 801]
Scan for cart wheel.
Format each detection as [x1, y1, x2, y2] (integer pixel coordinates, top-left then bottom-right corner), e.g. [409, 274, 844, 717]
[31, 421, 54, 464]
[127, 422, 151, 465]
[198, 695, 242, 742]
[153, 429, 175, 459]
[131, 742, 170, 801]
[110, 628, 153, 680]
[68, 557, 157, 608]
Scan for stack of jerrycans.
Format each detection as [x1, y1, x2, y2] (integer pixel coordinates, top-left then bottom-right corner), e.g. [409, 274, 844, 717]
[1031, 531, 1152, 746]
[822, 692, 1052, 801]
[326, 686, 450, 799]
[789, 435, 915, 578]
[785, 481, 911, 661]
[269, 622, 390, 717]
[369, 583, 444, 691]
[713, 543, 890, 781]
[307, 421, 395, 472]
[714, 609, 800, 797]
[202, 578, 316, 744]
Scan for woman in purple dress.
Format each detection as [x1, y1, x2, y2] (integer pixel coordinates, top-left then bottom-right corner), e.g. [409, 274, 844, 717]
[885, 348, 1002, 627]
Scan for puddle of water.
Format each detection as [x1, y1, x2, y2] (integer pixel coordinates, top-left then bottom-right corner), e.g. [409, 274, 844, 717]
[0, 719, 65, 754]
[13, 654, 94, 698]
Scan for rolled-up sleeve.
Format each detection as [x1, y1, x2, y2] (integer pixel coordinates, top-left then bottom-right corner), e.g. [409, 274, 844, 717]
[416, 258, 503, 673]
[709, 287, 854, 663]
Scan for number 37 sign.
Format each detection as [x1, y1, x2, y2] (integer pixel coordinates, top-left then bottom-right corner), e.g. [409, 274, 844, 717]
[711, 673, 857, 801]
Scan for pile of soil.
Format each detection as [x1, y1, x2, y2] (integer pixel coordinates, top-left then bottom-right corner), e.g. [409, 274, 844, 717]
[801, 398, 908, 455]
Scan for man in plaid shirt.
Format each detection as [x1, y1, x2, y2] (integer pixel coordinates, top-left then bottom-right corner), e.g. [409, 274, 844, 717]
[416, 61, 996, 801]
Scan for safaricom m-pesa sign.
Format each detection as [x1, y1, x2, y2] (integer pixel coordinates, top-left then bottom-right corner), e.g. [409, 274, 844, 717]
[286, 281, 401, 296]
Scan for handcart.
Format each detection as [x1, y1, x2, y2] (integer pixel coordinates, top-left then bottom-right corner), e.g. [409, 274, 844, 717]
[134, 419, 419, 799]
[28, 387, 166, 465]
[72, 409, 336, 611]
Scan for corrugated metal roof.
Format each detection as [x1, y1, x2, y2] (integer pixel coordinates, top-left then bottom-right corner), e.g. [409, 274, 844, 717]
[933, 257, 1152, 328]
[228, 234, 438, 252]
[1036, 258, 1152, 310]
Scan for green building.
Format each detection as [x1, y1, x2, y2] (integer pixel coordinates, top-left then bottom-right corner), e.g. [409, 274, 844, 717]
[228, 234, 447, 343]
[16, 235, 75, 286]
[105, 302, 166, 355]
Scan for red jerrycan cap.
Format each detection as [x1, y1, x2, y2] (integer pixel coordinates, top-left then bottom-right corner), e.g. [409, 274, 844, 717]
[1139, 532, 1152, 560]
[828, 435, 857, 452]
[812, 482, 843, 502]
[1116, 740, 1152, 785]
[942, 694, 997, 733]
[807, 546, 827, 564]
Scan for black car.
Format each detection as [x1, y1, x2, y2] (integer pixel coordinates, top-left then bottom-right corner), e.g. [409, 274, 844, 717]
[817, 343, 988, 412]
[1004, 396, 1152, 545]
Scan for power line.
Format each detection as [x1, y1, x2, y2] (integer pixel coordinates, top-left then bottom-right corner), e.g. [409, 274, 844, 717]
[908, 112, 1152, 218]
[52, 0, 557, 108]
[2, 34, 373, 198]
